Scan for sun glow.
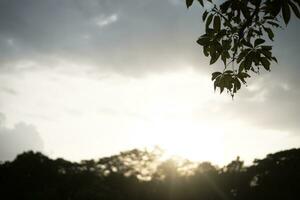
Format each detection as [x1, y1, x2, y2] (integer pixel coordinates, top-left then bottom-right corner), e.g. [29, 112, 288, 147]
[2, 64, 229, 165]
[131, 118, 226, 164]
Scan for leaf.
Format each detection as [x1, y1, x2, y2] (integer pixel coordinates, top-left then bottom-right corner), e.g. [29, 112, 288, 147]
[213, 15, 221, 31]
[272, 56, 278, 63]
[268, 1, 282, 17]
[260, 49, 272, 60]
[238, 61, 245, 73]
[214, 41, 223, 53]
[197, 37, 210, 46]
[221, 52, 228, 65]
[206, 14, 213, 29]
[237, 49, 249, 63]
[202, 10, 208, 21]
[186, 0, 194, 8]
[241, 39, 253, 48]
[214, 76, 221, 91]
[254, 38, 265, 47]
[289, 0, 300, 18]
[261, 45, 272, 51]
[260, 57, 271, 71]
[233, 78, 241, 93]
[293, 0, 300, 7]
[241, 3, 251, 19]
[222, 39, 231, 50]
[211, 72, 222, 80]
[210, 51, 221, 65]
[267, 21, 280, 27]
[237, 72, 250, 84]
[198, 0, 204, 7]
[220, 1, 231, 12]
[244, 56, 253, 70]
[282, 0, 291, 24]
[203, 45, 209, 56]
[263, 26, 274, 41]
[224, 70, 233, 74]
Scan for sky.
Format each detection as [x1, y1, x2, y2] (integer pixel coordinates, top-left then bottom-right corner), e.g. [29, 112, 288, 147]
[0, 0, 300, 166]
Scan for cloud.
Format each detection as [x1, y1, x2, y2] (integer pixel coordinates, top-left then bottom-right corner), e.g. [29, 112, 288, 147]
[204, 74, 300, 134]
[95, 14, 118, 27]
[0, 0, 206, 76]
[0, 113, 44, 161]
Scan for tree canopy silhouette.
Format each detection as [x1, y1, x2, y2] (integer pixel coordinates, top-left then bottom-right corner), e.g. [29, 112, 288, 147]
[1, 148, 300, 199]
[186, 0, 300, 97]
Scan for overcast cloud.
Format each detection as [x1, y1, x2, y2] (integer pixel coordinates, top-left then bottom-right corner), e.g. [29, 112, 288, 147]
[0, 0, 299, 164]
[0, 113, 44, 161]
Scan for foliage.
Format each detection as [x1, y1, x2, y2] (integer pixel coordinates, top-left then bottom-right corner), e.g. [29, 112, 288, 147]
[186, 0, 300, 97]
[1, 148, 300, 199]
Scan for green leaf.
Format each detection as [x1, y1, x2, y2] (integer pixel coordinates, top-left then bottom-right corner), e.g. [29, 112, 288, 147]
[241, 3, 251, 19]
[203, 45, 209, 56]
[269, 1, 281, 16]
[202, 10, 208, 21]
[221, 53, 227, 65]
[244, 56, 253, 70]
[198, 0, 204, 7]
[237, 49, 249, 63]
[224, 70, 233, 74]
[237, 72, 250, 84]
[289, 1, 300, 18]
[263, 26, 274, 41]
[220, 1, 231, 12]
[293, 0, 300, 7]
[210, 51, 221, 65]
[282, 0, 291, 24]
[272, 56, 278, 63]
[214, 76, 221, 91]
[233, 78, 241, 93]
[260, 49, 272, 60]
[241, 39, 253, 48]
[254, 38, 265, 47]
[197, 37, 210, 46]
[238, 61, 245, 73]
[211, 72, 222, 80]
[267, 21, 280, 27]
[206, 14, 213, 29]
[261, 45, 272, 51]
[260, 57, 271, 71]
[213, 15, 221, 31]
[186, 0, 194, 8]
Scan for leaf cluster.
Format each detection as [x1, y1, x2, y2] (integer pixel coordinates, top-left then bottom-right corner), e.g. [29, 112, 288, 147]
[187, 0, 300, 97]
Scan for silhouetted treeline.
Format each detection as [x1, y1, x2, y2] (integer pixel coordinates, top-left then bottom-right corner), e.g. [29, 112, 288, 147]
[0, 148, 300, 200]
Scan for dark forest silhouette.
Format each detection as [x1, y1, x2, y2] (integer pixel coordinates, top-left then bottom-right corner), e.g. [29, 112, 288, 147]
[0, 147, 300, 199]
